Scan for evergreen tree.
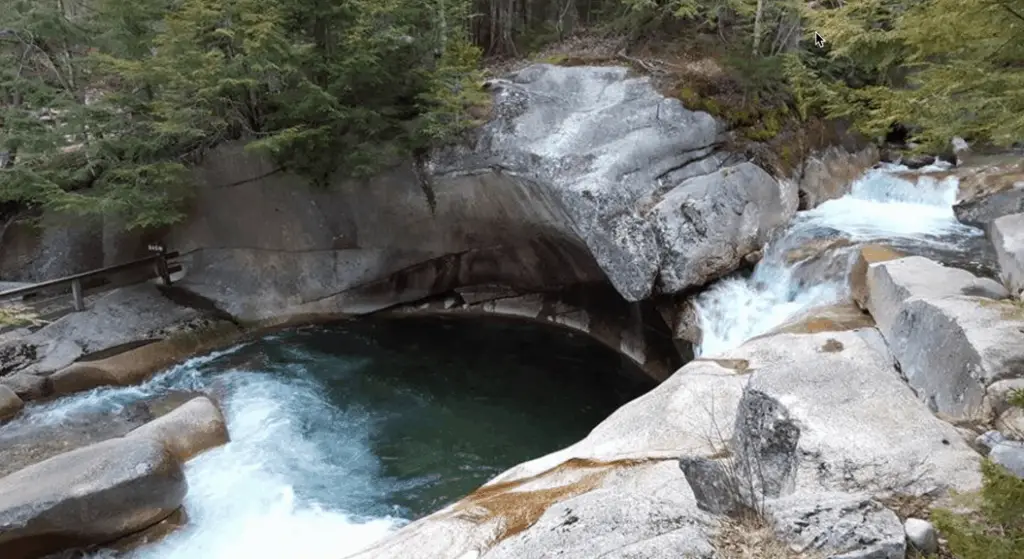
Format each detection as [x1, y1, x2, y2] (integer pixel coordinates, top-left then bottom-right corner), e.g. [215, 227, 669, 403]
[794, 0, 1024, 150]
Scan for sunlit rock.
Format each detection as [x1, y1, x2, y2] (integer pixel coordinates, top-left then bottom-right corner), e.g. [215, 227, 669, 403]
[0, 437, 186, 559]
[990, 212, 1024, 297]
[866, 256, 1023, 418]
[126, 396, 228, 462]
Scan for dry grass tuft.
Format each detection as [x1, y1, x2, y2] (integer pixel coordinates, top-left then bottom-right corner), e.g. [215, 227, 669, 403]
[714, 512, 822, 559]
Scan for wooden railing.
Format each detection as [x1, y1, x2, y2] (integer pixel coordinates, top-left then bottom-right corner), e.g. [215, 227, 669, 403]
[0, 247, 182, 312]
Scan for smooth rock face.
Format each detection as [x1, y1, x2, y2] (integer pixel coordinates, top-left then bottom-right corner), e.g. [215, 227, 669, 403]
[768, 492, 905, 559]
[164, 64, 788, 324]
[866, 256, 1008, 335]
[127, 396, 229, 462]
[904, 517, 939, 555]
[990, 212, 1024, 296]
[0, 437, 186, 559]
[387, 285, 685, 382]
[651, 162, 790, 292]
[0, 385, 23, 422]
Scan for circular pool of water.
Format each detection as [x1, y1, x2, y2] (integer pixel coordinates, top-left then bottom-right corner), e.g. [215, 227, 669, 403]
[16, 316, 652, 558]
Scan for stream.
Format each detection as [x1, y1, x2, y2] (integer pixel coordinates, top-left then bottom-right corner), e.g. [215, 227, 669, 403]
[5, 162, 989, 558]
[694, 162, 987, 356]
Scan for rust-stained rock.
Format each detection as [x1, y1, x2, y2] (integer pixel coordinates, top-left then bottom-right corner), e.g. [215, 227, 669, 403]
[48, 321, 241, 397]
[0, 385, 23, 423]
[766, 302, 875, 336]
[850, 245, 905, 308]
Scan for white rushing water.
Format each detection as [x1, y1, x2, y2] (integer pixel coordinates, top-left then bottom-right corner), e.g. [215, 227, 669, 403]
[694, 162, 984, 357]
[16, 345, 405, 559]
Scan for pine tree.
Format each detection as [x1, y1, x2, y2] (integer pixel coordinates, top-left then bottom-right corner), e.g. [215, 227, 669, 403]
[794, 0, 1024, 150]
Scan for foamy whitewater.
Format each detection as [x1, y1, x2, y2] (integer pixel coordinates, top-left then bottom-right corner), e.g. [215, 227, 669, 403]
[21, 346, 406, 559]
[694, 162, 983, 356]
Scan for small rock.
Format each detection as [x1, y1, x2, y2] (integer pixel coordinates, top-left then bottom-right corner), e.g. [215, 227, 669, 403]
[0, 385, 23, 422]
[127, 396, 229, 462]
[904, 517, 939, 555]
[990, 441, 1024, 478]
[976, 430, 1007, 454]
[679, 457, 739, 515]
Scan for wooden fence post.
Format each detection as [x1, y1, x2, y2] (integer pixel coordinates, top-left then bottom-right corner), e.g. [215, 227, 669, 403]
[71, 279, 84, 311]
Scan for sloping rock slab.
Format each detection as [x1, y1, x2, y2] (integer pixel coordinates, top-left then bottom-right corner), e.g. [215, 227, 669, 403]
[0, 437, 186, 559]
[867, 256, 1024, 418]
[484, 462, 715, 559]
[49, 320, 241, 397]
[10, 284, 201, 377]
[739, 330, 981, 496]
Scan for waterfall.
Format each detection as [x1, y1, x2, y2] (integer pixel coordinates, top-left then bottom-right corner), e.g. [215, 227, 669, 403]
[694, 162, 983, 357]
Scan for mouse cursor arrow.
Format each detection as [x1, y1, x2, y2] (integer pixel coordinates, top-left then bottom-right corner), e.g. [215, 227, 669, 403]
[814, 32, 826, 48]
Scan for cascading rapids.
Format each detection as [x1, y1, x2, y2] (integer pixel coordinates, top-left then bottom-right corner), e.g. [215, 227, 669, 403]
[694, 162, 984, 357]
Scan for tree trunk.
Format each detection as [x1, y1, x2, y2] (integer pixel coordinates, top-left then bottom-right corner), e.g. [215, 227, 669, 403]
[752, 0, 765, 56]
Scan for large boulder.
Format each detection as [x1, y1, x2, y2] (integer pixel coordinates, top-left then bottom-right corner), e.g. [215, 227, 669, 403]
[0, 437, 187, 559]
[651, 162, 791, 292]
[990, 212, 1024, 297]
[866, 256, 1024, 418]
[952, 156, 1024, 228]
[165, 64, 792, 323]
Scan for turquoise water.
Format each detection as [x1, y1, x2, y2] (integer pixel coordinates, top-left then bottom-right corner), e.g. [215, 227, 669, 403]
[21, 316, 652, 558]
